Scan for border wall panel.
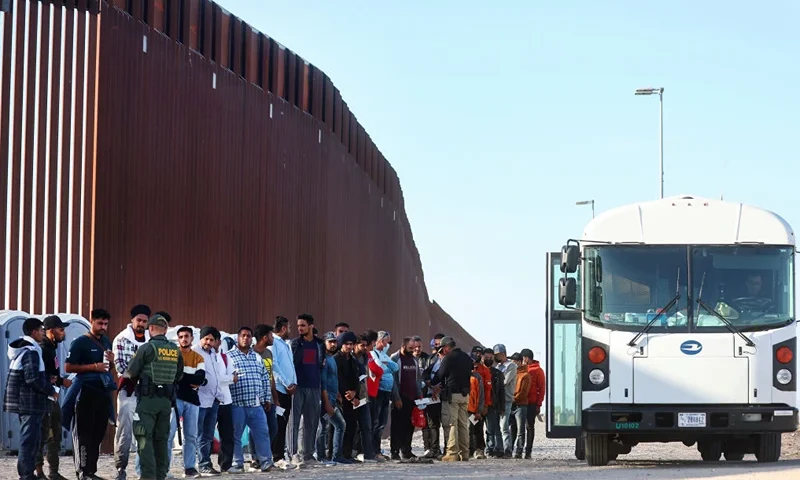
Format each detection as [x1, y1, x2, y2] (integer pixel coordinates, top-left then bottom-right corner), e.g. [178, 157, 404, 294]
[1, 2, 479, 421]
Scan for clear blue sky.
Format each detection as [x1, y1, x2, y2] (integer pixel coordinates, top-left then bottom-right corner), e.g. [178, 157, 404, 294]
[216, 0, 800, 360]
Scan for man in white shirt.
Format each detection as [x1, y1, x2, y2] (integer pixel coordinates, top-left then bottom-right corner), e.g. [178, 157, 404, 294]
[193, 327, 235, 475]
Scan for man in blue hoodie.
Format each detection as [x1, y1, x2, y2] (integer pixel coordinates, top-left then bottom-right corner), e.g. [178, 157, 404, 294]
[3, 317, 57, 480]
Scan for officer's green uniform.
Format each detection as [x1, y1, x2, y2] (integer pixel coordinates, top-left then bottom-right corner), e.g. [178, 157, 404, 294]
[125, 315, 183, 480]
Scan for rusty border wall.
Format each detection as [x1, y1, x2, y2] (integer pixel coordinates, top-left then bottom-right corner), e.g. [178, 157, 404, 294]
[1, 0, 480, 348]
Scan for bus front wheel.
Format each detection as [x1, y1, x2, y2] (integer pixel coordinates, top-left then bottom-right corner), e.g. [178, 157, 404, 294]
[585, 433, 610, 466]
[755, 433, 781, 463]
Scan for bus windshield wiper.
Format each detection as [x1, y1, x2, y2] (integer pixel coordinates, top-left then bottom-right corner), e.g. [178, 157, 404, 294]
[695, 299, 755, 347]
[627, 294, 680, 347]
[694, 271, 755, 347]
[628, 267, 682, 347]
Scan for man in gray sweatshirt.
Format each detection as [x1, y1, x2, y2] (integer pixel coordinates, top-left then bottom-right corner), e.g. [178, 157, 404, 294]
[493, 344, 517, 458]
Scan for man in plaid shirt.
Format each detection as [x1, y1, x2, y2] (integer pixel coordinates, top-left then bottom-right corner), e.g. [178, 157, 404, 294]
[228, 327, 276, 472]
[111, 304, 151, 480]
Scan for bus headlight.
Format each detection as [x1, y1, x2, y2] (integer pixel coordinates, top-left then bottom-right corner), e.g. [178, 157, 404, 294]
[776, 369, 792, 385]
[588, 369, 605, 385]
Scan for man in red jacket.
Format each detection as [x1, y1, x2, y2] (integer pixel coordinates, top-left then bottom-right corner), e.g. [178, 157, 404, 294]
[521, 349, 545, 459]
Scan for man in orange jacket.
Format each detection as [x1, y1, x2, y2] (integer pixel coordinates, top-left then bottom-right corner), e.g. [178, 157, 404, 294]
[509, 353, 530, 458]
[469, 347, 491, 459]
[521, 349, 545, 459]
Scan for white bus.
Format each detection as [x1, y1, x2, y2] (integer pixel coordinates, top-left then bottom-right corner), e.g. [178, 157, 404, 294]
[545, 195, 798, 465]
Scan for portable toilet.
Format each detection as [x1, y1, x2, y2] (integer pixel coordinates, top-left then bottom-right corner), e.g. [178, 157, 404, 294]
[0, 310, 32, 453]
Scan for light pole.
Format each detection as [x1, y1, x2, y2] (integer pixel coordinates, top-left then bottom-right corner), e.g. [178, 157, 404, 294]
[635, 87, 664, 199]
[576, 199, 595, 219]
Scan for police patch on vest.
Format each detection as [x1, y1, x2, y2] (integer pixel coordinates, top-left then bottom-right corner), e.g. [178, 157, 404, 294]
[158, 347, 179, 360]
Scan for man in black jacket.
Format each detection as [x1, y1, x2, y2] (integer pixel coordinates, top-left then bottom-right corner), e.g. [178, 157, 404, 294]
[3, 317, 57, 480]
[335, 332, 374, 461]
[36, 316, 70, 480]
[431, 336, 472, 462]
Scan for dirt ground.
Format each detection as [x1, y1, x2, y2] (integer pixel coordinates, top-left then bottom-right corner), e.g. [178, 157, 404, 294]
[781, 430, 800, 458]
[1, 422, 798, 479]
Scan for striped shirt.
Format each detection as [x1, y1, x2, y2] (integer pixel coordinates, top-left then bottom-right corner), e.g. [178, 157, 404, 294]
[228, 347, 271, 407]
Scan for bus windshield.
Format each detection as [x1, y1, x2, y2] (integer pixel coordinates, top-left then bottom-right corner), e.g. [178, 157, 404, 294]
[691, 246, 794, 331]
[583, 245, 795, 332]
[583, 246, 689, 331]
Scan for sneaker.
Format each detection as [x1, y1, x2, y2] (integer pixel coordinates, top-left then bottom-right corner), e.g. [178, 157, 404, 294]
[227, 466, 244, 474]
[183, 469, 201, 479]
[114, 471, 127, 480]
[402, 451, 417, 460]
[361, 458, 378, 463]
[260, 462, 275, 473]
[390, 453, 401, 461]
[274, 459, 297, 470]
[198, 467, 220, 476]
[475, 451, 486, 459]
[332, 457, 353, 465]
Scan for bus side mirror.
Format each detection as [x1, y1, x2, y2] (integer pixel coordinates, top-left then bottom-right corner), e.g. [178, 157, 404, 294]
[561, 245, 579, 273]
[559, 277, 577, 306]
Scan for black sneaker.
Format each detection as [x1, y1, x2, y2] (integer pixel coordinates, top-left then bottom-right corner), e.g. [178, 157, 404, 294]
[184, 469, 201, 479]
[197, 467, 220, 476]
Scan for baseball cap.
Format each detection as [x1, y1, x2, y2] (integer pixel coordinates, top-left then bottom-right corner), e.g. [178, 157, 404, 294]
[471, 345, 484, 355]
[440, 336, 456, 348]
[323, 331, 337, 341]
[493, 344, 507, 354]
[148, 314, 168, 328]
[43, 315, 68, 330]
[510, 352, 522, 361]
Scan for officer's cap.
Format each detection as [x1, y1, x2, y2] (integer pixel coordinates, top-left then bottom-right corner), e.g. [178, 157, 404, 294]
[148, 314, 168, 328]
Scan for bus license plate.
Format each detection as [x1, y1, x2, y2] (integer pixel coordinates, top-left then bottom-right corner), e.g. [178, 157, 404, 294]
[678, 413, 706, 427]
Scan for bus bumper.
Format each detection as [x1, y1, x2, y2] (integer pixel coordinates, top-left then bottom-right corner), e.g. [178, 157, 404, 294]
[583, 404, 798, 434]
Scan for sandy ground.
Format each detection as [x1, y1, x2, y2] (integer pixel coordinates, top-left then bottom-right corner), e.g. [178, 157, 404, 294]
[3, 422, 798, 479]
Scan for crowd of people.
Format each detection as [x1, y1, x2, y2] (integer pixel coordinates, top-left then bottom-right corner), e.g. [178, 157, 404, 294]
[3, 305, 546, 480]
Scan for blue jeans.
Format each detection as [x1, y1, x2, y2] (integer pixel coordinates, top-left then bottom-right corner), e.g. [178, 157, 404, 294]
[248, 407, 277, 453]
[232, 406, 273, 468]
[499, 404, 513, 454]
[484, 406, 502, 455]
[316, 406, 345, 460]
[371, 390, 391, 454]
[169, 399, 200, 470]
[511, 404, 528, 454]
[19, 413, 43, 480]
[197, 402, 219, 469]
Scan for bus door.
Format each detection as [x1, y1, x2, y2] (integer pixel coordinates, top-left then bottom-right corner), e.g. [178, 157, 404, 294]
[545, 251, 582, 439]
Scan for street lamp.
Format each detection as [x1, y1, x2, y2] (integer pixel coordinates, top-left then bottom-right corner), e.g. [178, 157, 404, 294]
[635, 87, 664, 199]
[576, 200, 595, 219]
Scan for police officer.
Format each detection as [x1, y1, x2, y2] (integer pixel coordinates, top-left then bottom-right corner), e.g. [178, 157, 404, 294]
[125, 314, 184, 480]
